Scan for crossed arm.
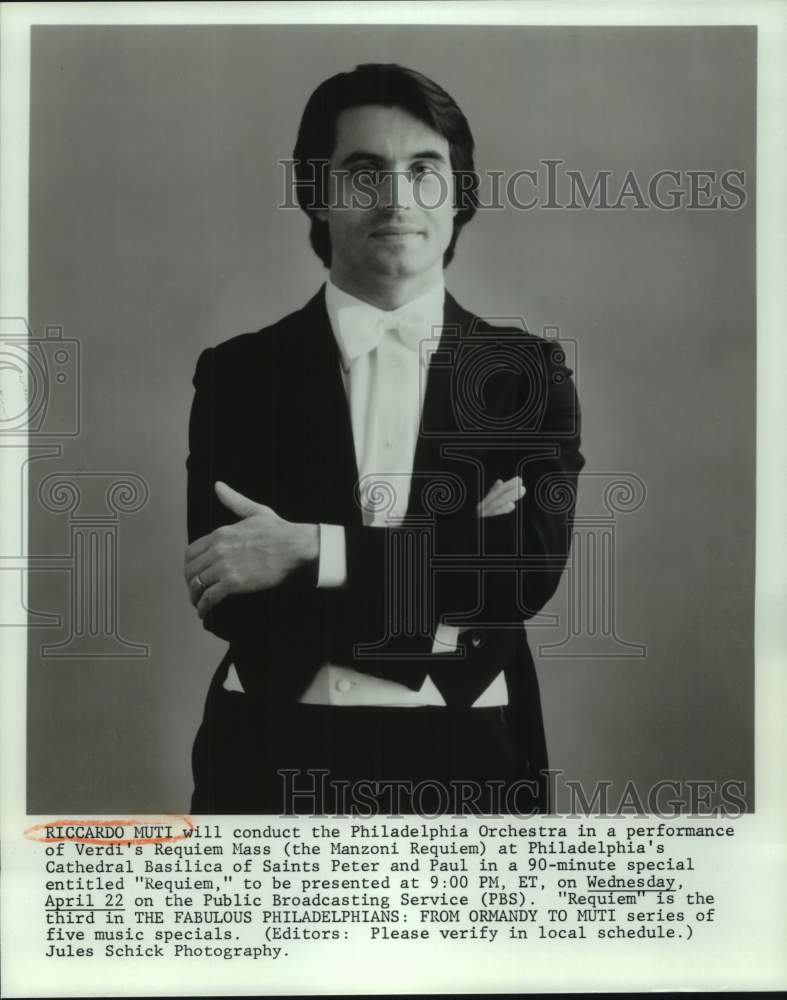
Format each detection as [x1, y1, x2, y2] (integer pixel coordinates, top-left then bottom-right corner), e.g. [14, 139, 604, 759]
[184, 476, 526, 618]
[184, 336, 583, 647]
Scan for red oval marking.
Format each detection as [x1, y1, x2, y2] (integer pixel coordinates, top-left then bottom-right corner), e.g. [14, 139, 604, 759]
[24, 815, 194, 846]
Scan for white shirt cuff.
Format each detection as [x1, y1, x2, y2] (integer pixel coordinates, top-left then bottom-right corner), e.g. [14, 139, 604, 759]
[317, 523, 347, 588]
[432, 622, 460, 654]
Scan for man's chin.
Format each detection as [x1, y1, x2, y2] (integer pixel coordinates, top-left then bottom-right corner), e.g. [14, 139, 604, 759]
[367, 250, 437, 279]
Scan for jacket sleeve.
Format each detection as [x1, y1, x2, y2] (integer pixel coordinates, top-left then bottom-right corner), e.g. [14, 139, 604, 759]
[328, 338, 584, 651]
[186, 346, 233, 641]
[186, 345, 288, 643]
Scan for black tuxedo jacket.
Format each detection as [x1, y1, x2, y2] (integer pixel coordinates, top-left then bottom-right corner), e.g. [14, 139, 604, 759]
[187, 284, 584, 771]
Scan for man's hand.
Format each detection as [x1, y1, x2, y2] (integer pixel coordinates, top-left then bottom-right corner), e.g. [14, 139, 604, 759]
[184, 481, 319, 619]
[477, 476, 525, 518]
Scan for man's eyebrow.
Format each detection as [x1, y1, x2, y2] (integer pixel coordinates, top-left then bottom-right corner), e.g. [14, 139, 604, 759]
[337, 149, 448, 167]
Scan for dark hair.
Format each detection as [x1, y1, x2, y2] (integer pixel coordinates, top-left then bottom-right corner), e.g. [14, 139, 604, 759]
[292, 63, 479, 268]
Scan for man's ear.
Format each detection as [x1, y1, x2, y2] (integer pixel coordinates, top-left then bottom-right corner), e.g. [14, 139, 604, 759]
[315, 208, 329, 223]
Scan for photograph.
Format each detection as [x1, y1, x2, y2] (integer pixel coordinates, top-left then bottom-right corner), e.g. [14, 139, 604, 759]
[20, 20, 755, 817]
[2, 2, 785, 996]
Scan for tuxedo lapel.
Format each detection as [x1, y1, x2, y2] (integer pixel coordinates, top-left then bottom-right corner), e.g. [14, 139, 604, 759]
[407, 293, 511, 707]
[408, 291, 476, 517]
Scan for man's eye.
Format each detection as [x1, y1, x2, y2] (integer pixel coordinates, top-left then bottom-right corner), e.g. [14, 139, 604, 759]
[411, 162, 437, 176]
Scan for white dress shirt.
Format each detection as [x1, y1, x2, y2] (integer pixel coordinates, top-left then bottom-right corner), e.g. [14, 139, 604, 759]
[224, 278, 507, 708]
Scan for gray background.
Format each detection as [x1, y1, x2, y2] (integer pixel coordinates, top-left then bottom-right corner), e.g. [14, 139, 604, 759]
[26, 25, 755, 812]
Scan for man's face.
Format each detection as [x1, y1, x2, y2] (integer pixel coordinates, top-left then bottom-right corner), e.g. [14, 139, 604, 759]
[316, 104, 457, 288]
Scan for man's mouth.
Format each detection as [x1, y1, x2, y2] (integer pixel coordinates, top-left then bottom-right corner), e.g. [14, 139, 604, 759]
[371, 227, 423, 238]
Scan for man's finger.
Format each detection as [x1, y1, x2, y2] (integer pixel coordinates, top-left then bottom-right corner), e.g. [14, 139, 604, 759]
[215, 480, 263, 519]
[478, 477, 525, 515]
[494, 476, 525, 504]
[480, 484, 526, 517]
[481, 501, 512, 518]
[492, 489, 524, 512]
[482, 478, 505, 503]
[480, 476, 522, 507]
[184, 547, 217, 584]
[184, 531, 215, 563]
[476, 478, 507, 515]
[196, 579, 230, 619]
[187, 565, 217, 607]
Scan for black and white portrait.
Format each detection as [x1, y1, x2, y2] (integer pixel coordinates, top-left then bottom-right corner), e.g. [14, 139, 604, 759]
[4, 4, 787, 997]
[17, 22, 757, 817]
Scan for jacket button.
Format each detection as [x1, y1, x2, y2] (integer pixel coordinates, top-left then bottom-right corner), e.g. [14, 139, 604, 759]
[336, 679, 353, 693]
[469, 631, 484, 649]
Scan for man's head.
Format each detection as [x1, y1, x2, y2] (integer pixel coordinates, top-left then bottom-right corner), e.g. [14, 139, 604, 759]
[292, 64, 479, 291]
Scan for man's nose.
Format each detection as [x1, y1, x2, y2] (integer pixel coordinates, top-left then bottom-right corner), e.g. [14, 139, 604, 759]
[377, 169, 414, 211]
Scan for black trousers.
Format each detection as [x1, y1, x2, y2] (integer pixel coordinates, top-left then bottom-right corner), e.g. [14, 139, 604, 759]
[191, 666, 548, 816]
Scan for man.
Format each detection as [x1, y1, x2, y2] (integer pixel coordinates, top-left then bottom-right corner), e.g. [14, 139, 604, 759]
[184, 63, 584, 815]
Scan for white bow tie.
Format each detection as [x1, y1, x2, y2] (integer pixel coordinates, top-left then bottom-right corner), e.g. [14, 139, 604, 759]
[338, 306, 438, 366]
